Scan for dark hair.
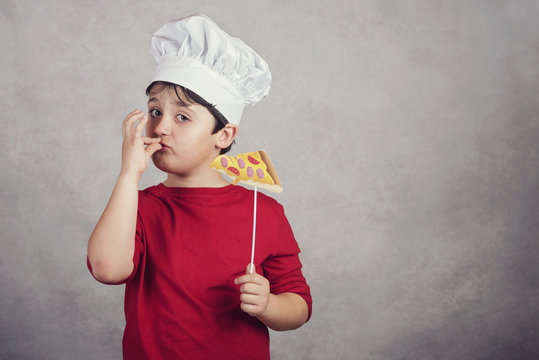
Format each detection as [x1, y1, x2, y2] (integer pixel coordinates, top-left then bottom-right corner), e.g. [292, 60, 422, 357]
[145, 81, 234, 154]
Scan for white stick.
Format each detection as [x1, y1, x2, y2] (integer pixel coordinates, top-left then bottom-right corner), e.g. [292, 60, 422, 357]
[249, 186, 258, 274]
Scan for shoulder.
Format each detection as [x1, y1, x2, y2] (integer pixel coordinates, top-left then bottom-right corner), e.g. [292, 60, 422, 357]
[259, 192, 285, 217]
[136, 185, 168, 209]
[233, 187, 289, 228]
[139, 185, 160, 200]
[235, 186, 284, 210]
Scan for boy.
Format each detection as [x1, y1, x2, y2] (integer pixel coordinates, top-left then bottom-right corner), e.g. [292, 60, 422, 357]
[87, 14, 311, 360]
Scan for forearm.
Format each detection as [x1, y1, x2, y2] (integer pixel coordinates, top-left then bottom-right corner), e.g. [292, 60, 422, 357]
[257, 292, 309, 331]
[87, 171, 140, 282]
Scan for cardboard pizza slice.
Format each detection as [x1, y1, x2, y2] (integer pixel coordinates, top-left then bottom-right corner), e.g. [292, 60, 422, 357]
[210, 150, 282, 193]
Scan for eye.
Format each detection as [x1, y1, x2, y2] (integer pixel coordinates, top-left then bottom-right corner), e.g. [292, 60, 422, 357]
[149, 109, 161, 117]
[176, 114, 190, 122]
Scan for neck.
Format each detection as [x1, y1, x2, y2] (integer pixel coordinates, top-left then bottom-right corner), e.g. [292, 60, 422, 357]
[163, 168, 230, 188]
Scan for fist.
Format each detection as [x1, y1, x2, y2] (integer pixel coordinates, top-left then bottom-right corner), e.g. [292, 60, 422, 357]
[235, 264, 270, 317]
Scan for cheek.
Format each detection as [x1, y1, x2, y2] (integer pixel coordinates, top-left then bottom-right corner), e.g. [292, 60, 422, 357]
[145, 122, 154, 135]
[187, 127, 212, 145]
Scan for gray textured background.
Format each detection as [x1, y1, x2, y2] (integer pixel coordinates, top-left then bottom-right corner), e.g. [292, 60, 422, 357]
[1, 1, 538, 359]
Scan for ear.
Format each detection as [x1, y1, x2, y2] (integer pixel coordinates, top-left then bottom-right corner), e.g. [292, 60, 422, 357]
[215, 124, 238, 150]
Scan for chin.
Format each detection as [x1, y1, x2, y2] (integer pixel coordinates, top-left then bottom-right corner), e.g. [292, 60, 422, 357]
[152, 157, 188, 176]
[152, 156, 174, 173]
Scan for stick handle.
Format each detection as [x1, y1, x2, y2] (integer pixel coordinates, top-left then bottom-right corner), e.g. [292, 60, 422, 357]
[249, 186, 258, 274]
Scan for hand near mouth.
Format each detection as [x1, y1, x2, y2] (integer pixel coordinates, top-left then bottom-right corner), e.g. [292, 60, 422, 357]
[120, 109, 163, 178]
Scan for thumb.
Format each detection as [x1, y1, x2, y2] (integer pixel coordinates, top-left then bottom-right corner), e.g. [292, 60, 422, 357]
[246, 263, 255, 274]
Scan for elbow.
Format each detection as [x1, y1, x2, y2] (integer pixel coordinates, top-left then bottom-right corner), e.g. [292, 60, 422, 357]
[88, 257, 133, 284]
[94, 269, 130, 285]
[266, 317, 307, 332]
[267, 321, 306, 332]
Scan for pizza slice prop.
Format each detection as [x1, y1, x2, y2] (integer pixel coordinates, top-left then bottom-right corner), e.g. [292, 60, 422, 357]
[210, 150, 282, 273]
[210, 150, 282, 193]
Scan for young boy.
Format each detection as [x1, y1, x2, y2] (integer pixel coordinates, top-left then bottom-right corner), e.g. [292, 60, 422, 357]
[87, 14, 311, 360]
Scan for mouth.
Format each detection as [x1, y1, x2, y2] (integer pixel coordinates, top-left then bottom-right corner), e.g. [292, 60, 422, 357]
[159, 142, 171, 152]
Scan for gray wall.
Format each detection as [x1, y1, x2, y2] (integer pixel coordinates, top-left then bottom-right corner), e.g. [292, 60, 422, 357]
[1, 1, 538, 359]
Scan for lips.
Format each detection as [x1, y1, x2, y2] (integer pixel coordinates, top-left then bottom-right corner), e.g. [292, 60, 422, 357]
[159, 142, 171, 151]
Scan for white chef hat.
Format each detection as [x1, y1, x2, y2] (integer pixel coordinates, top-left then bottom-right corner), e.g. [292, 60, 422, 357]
[150, 14, 271, 125]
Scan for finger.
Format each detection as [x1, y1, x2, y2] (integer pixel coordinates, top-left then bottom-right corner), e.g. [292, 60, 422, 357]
[235, 275, 267, 287]
[240, 293, 259, 305]
[240, 303, 261, 316]
[134, 114, 148, 136]
[142, 137, 161, 144]
[122, 111, 141, 138]
[246, 263, 256, 275]
[145, 142, 163, 157]
[122, 109, 142, 137]
[235, 274, 260, 285]
[240, 283, 262, 295]
[234, 264, 259, 284]
[124, 111, 145, 138]
[128, 112, 145, 137]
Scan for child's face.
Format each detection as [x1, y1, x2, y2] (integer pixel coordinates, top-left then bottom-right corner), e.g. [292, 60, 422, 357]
[146, 87, 221, 176]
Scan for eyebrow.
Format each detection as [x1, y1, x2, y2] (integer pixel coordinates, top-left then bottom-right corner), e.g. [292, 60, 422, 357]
[147, 98, 197, 117]
[148, 97, 194, 108]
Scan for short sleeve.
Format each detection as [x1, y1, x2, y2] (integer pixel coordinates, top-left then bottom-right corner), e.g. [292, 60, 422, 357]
[86, 208, 144, 285]
[127, 209, 145, 281]
[262, 204, 312, 321]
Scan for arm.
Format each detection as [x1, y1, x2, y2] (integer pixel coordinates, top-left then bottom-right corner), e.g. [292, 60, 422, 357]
[87, 110, 161, 283]
[87, 172, 140, 283]
[258, 292, 309, 331]
[235, 264, 309, 331]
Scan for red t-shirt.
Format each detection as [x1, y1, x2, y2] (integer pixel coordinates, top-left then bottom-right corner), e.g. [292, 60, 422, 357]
[87, 183, 312, 360]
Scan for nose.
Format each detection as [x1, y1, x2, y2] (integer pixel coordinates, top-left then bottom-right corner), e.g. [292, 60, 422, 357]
[152, 115, 172, 136]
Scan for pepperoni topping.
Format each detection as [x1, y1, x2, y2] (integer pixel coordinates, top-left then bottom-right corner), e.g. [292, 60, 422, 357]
[247, 167, 254, 177]
[220, 157, 228, 168]
[256, 169, 264, 179]
[237, 158, 245, 169]
[248, 155, 260, 165]
[227, 167, 240, 176]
